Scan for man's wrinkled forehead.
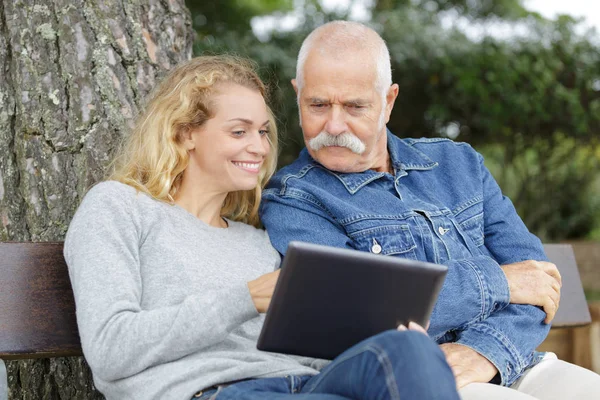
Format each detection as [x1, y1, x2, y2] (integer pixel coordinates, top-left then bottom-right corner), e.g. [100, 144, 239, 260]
[301, 51, 379, 91]
[306, 40, 378, 68]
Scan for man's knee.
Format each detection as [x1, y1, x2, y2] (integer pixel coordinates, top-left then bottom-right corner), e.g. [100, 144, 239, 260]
[511, 357, 600, 399]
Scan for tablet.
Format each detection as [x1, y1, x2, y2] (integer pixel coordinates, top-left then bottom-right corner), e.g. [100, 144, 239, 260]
[257, 241, 447, 360]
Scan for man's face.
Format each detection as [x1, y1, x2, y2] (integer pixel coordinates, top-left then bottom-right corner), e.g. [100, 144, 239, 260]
[293, 52, 398, 173]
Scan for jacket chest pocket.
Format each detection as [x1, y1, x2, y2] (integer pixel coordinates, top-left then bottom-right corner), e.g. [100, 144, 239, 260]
[349, 224, 418, 259]
[455, 201, 485, 248]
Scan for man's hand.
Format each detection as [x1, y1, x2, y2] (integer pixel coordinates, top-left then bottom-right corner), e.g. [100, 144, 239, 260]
[501, 260, 561, 323]
[247, 269, 281, 313]
[439, 343, 498, 389]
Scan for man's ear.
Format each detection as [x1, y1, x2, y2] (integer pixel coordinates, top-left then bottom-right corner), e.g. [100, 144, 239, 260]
[384, 83, 400, 122]
[291, 79, 299, 96]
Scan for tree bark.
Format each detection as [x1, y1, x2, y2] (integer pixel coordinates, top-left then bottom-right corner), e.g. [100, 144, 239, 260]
[0, 0, 194, 398]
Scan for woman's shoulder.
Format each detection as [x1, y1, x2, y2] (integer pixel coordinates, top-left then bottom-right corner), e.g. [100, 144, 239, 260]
[81, 181, 158, 211]
[73, 180, 150, 225]
[85, 180, 137, 201]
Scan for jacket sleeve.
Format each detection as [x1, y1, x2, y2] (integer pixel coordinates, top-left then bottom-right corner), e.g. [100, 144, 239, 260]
[260, 188, 510, 339]
[64, 184, 259, 382]
[451, 152, 550, 386]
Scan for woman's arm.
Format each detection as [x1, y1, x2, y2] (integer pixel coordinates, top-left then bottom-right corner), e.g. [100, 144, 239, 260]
[64, 183, 259, 382]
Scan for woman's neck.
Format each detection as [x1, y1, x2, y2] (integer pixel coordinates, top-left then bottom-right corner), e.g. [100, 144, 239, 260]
[174, 178, 229, 228]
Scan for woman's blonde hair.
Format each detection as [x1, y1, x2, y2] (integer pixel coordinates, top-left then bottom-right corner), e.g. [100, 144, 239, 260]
[108, 55, 278, 227]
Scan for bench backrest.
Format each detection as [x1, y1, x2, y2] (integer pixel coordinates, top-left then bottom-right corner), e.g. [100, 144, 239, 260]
[0, 242, 81, 360]
[543, 244, 591, 328]
[0, 242, 591, 359]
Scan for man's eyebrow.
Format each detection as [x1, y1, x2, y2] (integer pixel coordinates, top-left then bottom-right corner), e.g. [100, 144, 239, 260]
[344, 99, 371, 106]
[305, 98, 371, 106]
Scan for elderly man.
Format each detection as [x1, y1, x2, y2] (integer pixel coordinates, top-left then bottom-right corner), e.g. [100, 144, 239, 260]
[260, 21, 600, 399]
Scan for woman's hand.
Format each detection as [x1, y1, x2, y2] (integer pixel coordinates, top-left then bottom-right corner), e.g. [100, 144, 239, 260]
[397, 321, 429, 335]
[247, 269, 281, 313]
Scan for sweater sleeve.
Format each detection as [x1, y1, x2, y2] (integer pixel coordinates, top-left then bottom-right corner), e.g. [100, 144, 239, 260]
[64, 182, 259, 382]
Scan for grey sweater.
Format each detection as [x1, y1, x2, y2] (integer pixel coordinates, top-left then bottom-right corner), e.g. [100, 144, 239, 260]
[64, 181, 321, 400]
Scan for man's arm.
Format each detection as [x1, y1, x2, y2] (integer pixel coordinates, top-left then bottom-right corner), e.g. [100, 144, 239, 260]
[260, 189, 511, 338]
[261, 150, 558, 386]
[442, 152, 554, 386]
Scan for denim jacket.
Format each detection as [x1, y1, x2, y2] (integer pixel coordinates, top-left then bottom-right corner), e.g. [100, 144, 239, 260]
[260, 132, 550, 386]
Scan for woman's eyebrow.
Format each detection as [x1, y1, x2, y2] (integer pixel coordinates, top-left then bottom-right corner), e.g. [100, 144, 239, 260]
[226, 118, 270, 126]
[227, 118, 253, 123]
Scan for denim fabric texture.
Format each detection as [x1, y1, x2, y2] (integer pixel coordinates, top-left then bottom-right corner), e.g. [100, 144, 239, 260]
[192, 331, 459, 400]
[260, 132, 551, 386]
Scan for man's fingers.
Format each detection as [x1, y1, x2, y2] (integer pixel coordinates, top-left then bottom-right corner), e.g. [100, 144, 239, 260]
[543, 295, 557, 323]
[541, 276, 561, 323]
[551, 279, 561, 296]
[451, 368, 472, 389]
[541, 262, 562, 287]
[455, 375, 470, 390]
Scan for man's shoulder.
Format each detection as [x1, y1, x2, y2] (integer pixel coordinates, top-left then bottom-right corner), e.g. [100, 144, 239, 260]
[400, 136, 473, 151]
[395, 136, 479, 163]
[267, 149, 326, 190]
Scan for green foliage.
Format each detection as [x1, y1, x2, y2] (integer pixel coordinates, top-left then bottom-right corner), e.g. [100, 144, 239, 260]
[375, 0, 529, 20]
[481, 138, 600, 242]
[377, 5, 600, 240]
[380, 10, 600, 148]
[186, 0, 293, 35]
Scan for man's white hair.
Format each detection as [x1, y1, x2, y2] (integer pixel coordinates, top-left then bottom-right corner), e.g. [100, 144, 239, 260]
[295, 20, 392, 98]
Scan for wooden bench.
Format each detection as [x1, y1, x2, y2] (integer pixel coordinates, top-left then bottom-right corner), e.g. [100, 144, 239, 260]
[0, 242, 593, 398]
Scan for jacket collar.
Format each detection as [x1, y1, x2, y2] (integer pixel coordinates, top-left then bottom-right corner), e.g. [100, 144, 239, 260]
[308, 131, 438, 194]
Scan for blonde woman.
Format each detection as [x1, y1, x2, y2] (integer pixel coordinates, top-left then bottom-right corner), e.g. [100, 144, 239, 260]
[64, 55, 459, 400]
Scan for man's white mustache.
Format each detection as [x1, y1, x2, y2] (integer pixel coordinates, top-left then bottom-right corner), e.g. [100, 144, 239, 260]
[308, 131, 366, 154]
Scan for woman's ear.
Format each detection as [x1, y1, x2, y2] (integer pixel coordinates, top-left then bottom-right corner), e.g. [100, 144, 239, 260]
[180, 126, 196, 151]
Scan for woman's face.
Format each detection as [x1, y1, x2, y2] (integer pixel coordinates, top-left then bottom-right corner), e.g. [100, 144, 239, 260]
[184, 83, 271, 194]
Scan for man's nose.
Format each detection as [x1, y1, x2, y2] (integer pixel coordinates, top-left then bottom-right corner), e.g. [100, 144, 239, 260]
[324, 105, 348, 135]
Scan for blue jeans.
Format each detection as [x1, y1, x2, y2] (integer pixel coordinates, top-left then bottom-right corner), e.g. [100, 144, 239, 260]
[194, 330, 459, 400]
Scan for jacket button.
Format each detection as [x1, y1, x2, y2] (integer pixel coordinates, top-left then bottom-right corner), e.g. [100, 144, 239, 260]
[371, 239, 382, 254]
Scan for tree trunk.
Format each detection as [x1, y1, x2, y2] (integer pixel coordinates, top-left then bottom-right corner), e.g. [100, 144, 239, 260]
[0, 0, 194, 398]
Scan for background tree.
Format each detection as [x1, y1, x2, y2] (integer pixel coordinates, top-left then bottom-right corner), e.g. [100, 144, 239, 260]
[0, 0, 193, 398]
